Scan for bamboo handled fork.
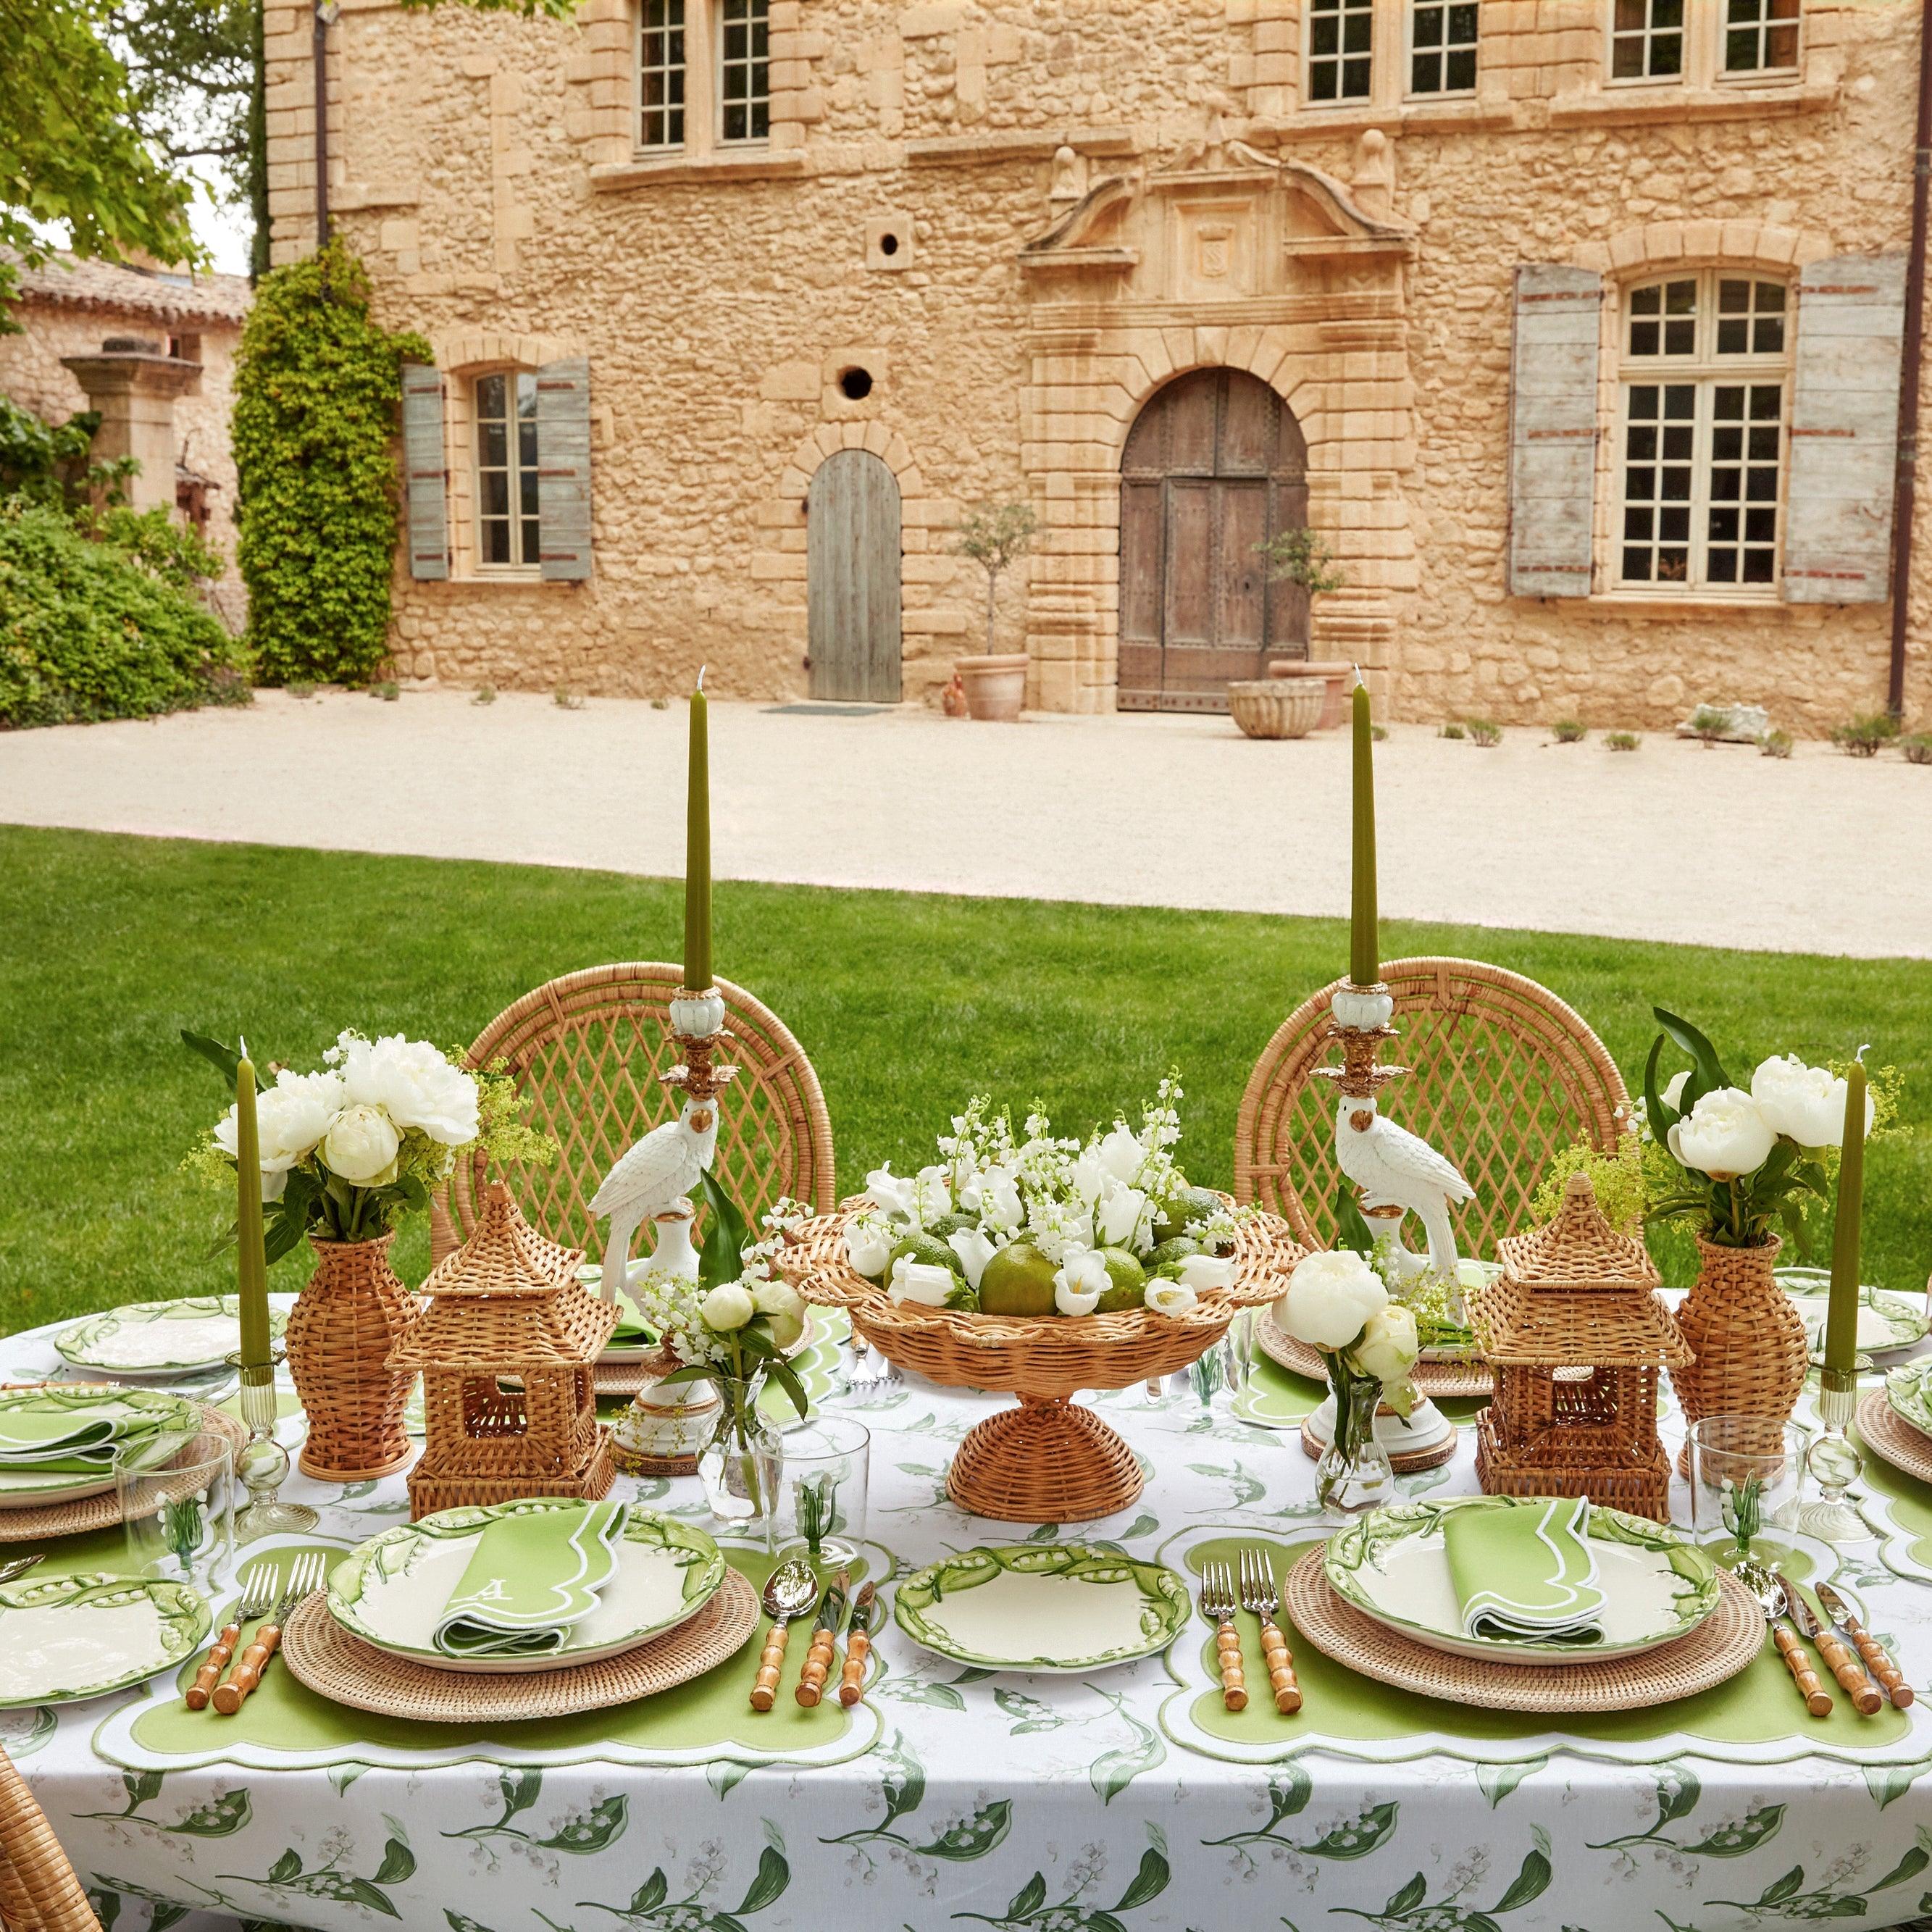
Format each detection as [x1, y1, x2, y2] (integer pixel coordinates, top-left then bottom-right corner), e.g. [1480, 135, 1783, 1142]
[212, 1550, 326, 1715]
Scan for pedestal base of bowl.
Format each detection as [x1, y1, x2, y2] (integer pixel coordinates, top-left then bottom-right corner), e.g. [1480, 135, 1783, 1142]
[946, 1393, 1143, 1524]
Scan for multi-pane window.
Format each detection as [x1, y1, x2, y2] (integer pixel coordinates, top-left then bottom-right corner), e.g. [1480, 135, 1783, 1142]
[1410, 1, 1478, 94]
[1610, 0, 1683, 80]
[1723, 0, 1799, 72]
[719, 0, 769, 143]
[639, 0, 686, 148]
[1618, 272, 1789, 592]
[475, 372, 540, 570]
[1308, 0, 1373, 102]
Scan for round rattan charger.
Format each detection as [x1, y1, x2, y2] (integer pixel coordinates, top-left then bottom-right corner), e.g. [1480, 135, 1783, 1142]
[1283, 1548, 1761, 1713]
[282, 1565, 760, 1721]
[1257, 1313, 1494, 1400]
[1296, 1416, 1458, 1474]
[0, 1392, 246, 1544]
[1857, 1387, 1932, 1487]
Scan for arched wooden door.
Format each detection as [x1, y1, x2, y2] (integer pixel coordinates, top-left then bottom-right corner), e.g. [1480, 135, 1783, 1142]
[808, 449, 902, 702]
[1118, 369, 1310, 712]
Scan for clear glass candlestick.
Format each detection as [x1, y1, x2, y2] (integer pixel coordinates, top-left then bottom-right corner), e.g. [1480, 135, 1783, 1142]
[1798, 1369, 1868, 1544]
[227, 1352, 318, 1539]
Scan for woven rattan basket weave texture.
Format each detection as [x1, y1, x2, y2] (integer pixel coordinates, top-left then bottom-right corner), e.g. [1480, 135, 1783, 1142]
[1857, 1387, 1932, 1487]
[435, 965, 835, 1266]
[1669, 1236, 1810, 1460]
[1255, 1316, 1494, 1399]
[283, 1564, 758, 1720]
[1284, 1548, 1762, 1712]
[0, 1747, 99, 1932]
[286, 1234, 419, 1482]
[1235, 958, 1631, 1257]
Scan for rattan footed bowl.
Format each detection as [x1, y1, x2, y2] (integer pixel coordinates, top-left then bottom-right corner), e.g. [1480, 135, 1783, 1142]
[781, 1198, 1300, 1524]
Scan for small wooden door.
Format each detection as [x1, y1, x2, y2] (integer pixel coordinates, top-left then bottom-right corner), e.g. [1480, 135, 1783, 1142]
[808, 450, 902, 702]
[1118, 369, 1310, 711]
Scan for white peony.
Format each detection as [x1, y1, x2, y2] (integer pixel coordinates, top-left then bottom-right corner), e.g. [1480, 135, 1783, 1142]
[320, 1103, 401, 1186]
[1173, 1253, 1236, 1295]
[947, 1227, 998, 1289]
[866, 1166, 919, 1221]
[751, 1279, 803, 1321]
[336, 1032, 479, 1145]
[1052, 1247, 1109, 1316]
[1751, 1055, 1871, 1148]
[1668, 1087, 1776, 1180]
[979, 1168, 1024, 1232]
[1095, 1183, 1150, 1249]
[1277, 1248, 1387, 1350]
[887, 1258, 956, 1308]
[1145, 1279, 1197, 1318]
[215, 1067, 346, 1198]
[1095, 1125, 1147, 1187]
[701, 1281, 756, 1330]
[1352, 1303, 1419, 1385]
[844, 1215, 894, 1279]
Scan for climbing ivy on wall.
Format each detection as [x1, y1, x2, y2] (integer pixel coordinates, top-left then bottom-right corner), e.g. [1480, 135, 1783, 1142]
[233, 241, 430, 685]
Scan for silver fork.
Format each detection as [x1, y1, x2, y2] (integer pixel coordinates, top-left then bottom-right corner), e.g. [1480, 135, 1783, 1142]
[0, 1550, 46, 1587]
[188, 1560, 279, 1709]
[1200, 1560, 1247, 1711]
[845, 1328, 900, 1403]
[1238, 1547, 1302, 1714]
[214, 1550, 326, 1715]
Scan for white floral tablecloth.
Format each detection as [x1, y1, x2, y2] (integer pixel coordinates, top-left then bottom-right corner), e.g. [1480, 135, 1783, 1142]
[5, 1308, 1932, 1932]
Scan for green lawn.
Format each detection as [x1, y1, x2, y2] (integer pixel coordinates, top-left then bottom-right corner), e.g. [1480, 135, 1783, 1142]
[1, 825, 1926, 1337]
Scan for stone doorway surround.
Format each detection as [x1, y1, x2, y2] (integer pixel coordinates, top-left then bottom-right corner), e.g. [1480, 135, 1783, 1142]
[1017, 130, 1419, 713]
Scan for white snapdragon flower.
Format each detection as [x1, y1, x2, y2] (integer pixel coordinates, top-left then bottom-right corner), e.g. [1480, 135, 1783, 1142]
[947, 1228, 998, 1289]
[1052, 1248, 1108, 1316]
[319, 1103, 401, 1186]
[1145, 1279, 1197, 1317]
[1668, 1087, 1776, 1180]
[1172, 1253, 1235, 1294]
[888, 1258, 957, 1308]
[1277, 1248, 1387, 1350]
[843, 1214, 894, 1279]
[1751, 1055, 1870, 1148]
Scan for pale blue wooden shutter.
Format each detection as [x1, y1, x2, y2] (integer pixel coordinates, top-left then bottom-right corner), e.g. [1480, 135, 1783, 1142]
[1507, 264, 1602, 597]
[535, 356, 593, 582]
[1784, 254, 1908, 604]
[400, 363, 448, 581]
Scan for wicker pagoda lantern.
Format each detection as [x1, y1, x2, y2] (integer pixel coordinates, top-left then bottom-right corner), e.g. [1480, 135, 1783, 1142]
[389, 1182, 619, 1520]
[1471, 1172, 1691, 1523]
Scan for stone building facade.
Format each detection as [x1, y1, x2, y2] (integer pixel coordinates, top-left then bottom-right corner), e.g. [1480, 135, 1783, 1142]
[264, 0, 1928, 728]
[0, 256, 251, 627]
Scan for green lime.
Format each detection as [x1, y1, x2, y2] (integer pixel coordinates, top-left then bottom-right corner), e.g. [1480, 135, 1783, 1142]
[924, 1210, 978, 1239]
[1094, 1247, 1147, 1313]
[1141, 1236, 1203, 1274]
[1154, 1184, 1227, 1246]
[890, 1231, 966, 1279]
[979, 1239, 1058, 1317]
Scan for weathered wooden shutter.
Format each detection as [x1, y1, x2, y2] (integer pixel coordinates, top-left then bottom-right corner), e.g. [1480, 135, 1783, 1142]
[1507, 264, 1602, 597]
[399, 363, 448, 581]
[1784, 254, 1907, 604]
[535, 356, 593, 582]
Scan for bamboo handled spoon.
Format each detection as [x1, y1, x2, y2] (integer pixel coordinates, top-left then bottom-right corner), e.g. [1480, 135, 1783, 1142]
[751, 1560, 817, 1712]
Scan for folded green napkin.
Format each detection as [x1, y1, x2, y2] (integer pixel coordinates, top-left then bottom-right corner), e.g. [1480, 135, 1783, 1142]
[0, 1393, 170, 1473]
[1442, 1497, 1605, 1646]
[433, 1500, 631, 1657]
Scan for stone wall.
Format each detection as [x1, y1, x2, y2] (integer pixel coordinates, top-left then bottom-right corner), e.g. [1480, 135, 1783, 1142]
[264, 0, 1931, 729]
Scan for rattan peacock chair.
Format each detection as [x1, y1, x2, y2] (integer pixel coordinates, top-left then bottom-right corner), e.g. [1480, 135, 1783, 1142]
[0, 1749, 99, 1931]
[1234, 956, 1631, 1259]
[432, 964, 837, 1266]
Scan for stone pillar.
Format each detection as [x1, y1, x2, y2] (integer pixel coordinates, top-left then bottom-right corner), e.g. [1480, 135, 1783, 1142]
[60, 338, 203, 513]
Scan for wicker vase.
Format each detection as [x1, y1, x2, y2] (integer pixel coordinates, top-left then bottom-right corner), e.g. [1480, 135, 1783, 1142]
[1669, 1235, 1809, 1464]
[286, 1234, 419, 1481]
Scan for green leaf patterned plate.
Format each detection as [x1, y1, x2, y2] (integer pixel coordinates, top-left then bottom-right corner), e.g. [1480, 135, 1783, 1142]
[892, 1544, 1189, 1673]
[1777, 1266, 1928, 1363]
[0, 1572, 209, 1708]
[326, 1497, 727, 1676]
[1324, 1498, 1721, 1667]
[0, 1388, 202, 1509]
[54, 1296, 290, 1378]
[1885, 1360, 1932, 1439]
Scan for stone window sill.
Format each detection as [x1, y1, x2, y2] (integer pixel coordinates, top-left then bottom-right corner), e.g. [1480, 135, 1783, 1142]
[1261, 96, 1515, 141]
[456, 570, 548, 588]
[590, 149, 807, 191]
[1549, 77, 1833, 127]
[1569, 593, 1797, 619]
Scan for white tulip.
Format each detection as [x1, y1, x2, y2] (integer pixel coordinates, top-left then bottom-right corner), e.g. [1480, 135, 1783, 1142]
[911, 1166, 953, 1224]
[701, 1281, 756, 1330]
[1052, 1247, 1109, 1316]
[337, 1032, 479, 1145]
[888, 1258, 957, 1308]
[1145, 1279, 1197, 1317]
[947, 1228, 998, 1289]
[1662, 1069, 1690, 1112]
[1095, 1184, 1150, 1249]
[866, 1166, 919, 1221]
[320, 1103, 401, 1186]
[1351, 1303, 1420, 1385]
[843, 1216, 894, 1279]
[1668, 1087, 1776, 1180]
[1752, 1055, 1870, 1148]
[1095, 1126, 1147, 1187]
[1173, 1253, 1236, 1295]
[1069, 1150, 1108, 1205]
[979, 1168, 1024, 1232]
[1277, 1248, 1387, 1350]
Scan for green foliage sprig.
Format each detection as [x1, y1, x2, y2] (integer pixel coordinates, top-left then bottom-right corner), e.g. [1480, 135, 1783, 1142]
[1255, 526, 1345, 595]
[1530, 1135, 1649, 1235]
[233, 241, 430, 686]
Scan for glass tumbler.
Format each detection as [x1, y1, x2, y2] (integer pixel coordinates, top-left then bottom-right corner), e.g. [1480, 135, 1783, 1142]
[768, 1415, 870, 1571]
[1689, 1415, 1805, 1583]
[119, 1429, 237, 1599]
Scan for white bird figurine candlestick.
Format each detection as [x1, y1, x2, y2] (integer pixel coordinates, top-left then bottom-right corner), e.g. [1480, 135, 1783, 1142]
[1334, 1095, 1473, 1278]
[589, 1097, 719, 1305]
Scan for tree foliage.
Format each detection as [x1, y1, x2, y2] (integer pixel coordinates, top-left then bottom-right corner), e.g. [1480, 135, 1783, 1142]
[233, 240, 430, 685]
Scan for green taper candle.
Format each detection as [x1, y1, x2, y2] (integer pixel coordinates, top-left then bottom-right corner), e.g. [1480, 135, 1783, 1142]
[1350, 672, 1379, 987]
[234, 1054, 273, 1376]
[1820, 1055, 1867, 1378]
[683, 670, 713, 990]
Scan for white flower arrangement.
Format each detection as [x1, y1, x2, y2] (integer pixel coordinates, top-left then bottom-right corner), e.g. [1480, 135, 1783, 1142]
[1276, 1247, 1420, 1413]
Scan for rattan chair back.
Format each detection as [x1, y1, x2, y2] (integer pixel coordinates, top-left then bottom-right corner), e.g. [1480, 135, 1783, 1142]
[0, 1748, 99, 1931]
[1234, 956, 1629, 1257]
[433, 964, 836, 1265]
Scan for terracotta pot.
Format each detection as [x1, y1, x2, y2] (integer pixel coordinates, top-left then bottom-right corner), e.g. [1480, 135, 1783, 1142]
[1266, 658, 1355, 730]
[1228, 679, 1324, 740]
[286, 1233, 420, 1481]
[1668, 1234, 1810, 1463]
[955, 653, 1029, 722]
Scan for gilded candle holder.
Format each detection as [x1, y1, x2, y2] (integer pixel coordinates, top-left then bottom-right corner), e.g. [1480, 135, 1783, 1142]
[225, 1351, 319, 1541]
[1798, 1366, 1869, 1544]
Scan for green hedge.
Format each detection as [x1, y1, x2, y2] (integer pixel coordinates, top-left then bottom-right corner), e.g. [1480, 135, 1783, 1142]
[0, 503, 246, 729]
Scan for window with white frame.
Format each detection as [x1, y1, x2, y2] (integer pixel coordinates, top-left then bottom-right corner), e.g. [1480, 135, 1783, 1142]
[474, 371, 540, 570]
[1610, 0, 1684, 80]
[718, 0, 769, 143]
[1308, 0, 1373, 102]
[639, 0, 687, 149]
[1723, 0, 1799, 73]
[1410, 1, 1478, 95]
[1617, 272, 1790, 592]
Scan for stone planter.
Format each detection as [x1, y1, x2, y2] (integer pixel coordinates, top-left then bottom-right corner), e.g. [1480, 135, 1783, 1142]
[1228, 679, 1324, 740]
[955, 653, 1029, 722]
[1266, 658, 1355, 729]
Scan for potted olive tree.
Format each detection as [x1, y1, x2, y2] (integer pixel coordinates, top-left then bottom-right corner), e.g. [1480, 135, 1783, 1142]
[1232, 527, 1350, 737]
[952, 502, 1037, 722]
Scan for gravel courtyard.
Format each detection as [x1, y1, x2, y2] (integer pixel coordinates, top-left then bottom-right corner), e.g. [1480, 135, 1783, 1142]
[1, 690, 1923, 959]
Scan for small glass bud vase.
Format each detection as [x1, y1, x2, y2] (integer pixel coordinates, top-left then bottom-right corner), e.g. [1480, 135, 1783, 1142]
[1316, 1358, 1397, 1517]
[1799, 1368, 1868, 1544]
[226, 1353, 319, 1541]
[698, 1377, 785, 1531]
